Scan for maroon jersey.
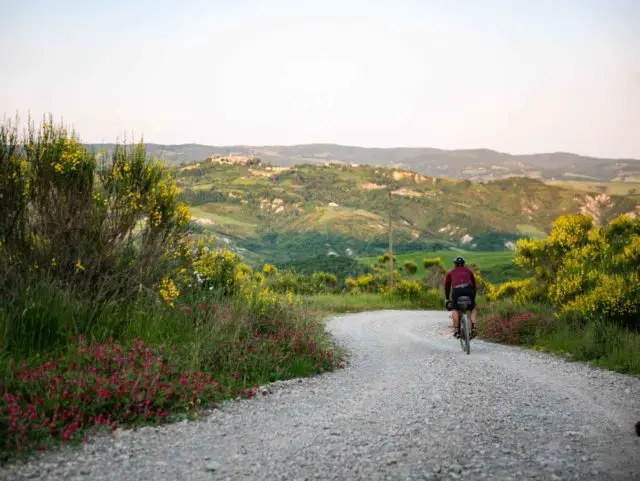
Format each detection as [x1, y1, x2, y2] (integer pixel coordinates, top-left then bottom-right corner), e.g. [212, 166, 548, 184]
[444, 266, 476, 299]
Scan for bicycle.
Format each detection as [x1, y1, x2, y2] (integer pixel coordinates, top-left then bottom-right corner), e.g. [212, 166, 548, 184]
[452, 296, 473, 355]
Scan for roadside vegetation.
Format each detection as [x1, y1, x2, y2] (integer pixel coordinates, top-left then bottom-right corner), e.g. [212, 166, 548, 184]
[479, 213, 640, 375]
[2, 115, 637, 460]
[0, 117, 341, 458]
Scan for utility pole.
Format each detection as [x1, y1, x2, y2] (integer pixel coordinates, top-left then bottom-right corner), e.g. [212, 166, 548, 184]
[388, 189, 394, 289]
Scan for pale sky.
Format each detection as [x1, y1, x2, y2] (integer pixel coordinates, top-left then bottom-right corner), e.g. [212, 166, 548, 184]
[1, 0, 639, 158]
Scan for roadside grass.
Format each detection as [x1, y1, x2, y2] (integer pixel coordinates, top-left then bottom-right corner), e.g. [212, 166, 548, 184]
[533, 319, 640, 375]
[478, 301, 640, 375]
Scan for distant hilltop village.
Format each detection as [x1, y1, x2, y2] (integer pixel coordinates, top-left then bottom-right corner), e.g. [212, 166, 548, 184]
[207, 154, 262, 166]
[206, 154, 361, 168]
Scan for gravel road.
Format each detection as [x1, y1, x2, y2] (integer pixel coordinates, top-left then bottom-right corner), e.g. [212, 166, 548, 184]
[2, 310, 640, 481]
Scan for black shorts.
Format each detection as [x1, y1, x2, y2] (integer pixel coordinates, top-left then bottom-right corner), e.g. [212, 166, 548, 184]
[451, 287, 476, 311]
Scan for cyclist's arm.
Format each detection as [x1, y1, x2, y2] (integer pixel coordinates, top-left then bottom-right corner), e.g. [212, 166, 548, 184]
[469, 269, 477, 290]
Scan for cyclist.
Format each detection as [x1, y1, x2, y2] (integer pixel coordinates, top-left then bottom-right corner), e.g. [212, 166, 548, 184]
[444, 256, 478, 339]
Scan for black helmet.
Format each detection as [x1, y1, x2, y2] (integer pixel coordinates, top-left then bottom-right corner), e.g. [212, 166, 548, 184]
[454, 256, 465, 266]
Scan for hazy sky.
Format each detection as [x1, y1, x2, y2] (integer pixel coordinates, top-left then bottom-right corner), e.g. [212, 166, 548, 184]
[1, 0, 639, 157]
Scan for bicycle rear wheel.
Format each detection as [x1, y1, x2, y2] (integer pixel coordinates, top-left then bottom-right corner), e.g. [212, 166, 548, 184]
[461, 312, 471, 355]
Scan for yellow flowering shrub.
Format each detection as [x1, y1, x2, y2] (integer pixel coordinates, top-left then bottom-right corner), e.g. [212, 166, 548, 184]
[0, 116, 191, 302]
[513, 212, 640, 330]
[356, 274, 377, 290]
[158, 276, 180, 307]
[487, 278, 546, 304]
[560, 273, 640, 326]
[392, 280, 422, 299]
[345, 277, 357, 291]
[262, 264, 277, 276]
[191, 248, 244, 297]
[423, 257, 443, 269]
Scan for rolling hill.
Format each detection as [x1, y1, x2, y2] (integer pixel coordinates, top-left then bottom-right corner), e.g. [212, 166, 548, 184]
[173, 158, 640, 265]
[89, 143, 640, 183]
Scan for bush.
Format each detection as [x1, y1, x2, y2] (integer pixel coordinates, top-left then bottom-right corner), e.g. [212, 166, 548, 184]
[403, 261, 418, 275]
[423, 264, 445, 289]
[392, 280, 422, 300]
[377, 253, 396, 265]
[264, 269, 337, 296]
[423, 257, 443, 269]
[487, 278, 546, 304]
[0, 116, 189, 306]
[560, 272, 640, 329]
[1, 337, 226, 452]
[513, 213, 640, 331]
[478, 301, 555, 345]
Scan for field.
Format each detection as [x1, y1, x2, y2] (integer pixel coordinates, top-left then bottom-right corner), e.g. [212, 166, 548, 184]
[547, 180, 640, 197]
[516, 224, 548, 239]
[362, 249, 515, 272]
[189, 206, 259, 237]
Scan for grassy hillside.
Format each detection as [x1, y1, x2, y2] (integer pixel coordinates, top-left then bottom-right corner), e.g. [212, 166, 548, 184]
[89, 143, 640, 182]
[546, 180, 640, 198]
[173, 159, 639, 265]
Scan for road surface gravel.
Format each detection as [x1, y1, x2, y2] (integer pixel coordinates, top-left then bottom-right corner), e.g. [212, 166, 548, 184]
[2, 310, 639, 481]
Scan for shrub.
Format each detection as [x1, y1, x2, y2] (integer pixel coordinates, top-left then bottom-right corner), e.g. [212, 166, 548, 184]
[377, 253, 396, 265]
[513, 213, 640, 331]
[344, 277, 357, 291]
[264, 269, 337, 296]
[403, 261, 418, 275]
[192, 248, 246, 297]
[478, 302, 555, 345]
[356, 274, 378, 291]
[423, 264, 445, 289]
[311, 272, 337, 290]
[0, 337, 226, 453]
[262, 264, 277, 277]
[560, 272, 640, 329]
[423, 257, 443, 269]
[487, 278, 546, 304]
[392, 280, 422, 300]
[0, 116, 189, 304]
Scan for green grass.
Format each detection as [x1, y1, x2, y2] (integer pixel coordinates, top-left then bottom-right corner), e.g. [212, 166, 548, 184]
[303, 291, 444, 314]
[562, 173, 600, 180]
[547, 180, 640, 197]
[189, 206, 258, 236]
[479, 301, 640, 375]
[533, 320, 640, 374]
[516, 224, 547, 239]
[361, 250, 517, 278]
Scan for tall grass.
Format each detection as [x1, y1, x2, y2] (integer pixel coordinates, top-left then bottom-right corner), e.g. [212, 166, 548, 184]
[478, 301, 640, 375]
